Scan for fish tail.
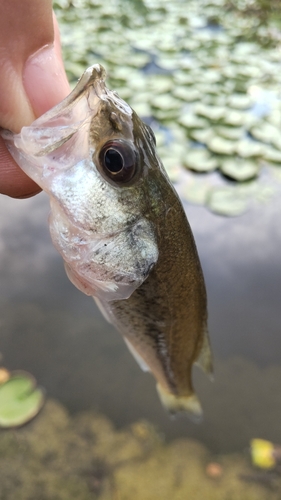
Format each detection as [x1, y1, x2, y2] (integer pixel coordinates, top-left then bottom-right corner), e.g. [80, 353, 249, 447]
[195, 327, 213, 379]
[156, 383, 203, 421]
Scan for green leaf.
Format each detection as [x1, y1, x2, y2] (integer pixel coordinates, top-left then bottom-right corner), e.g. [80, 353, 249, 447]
[0, 372, 45, 428]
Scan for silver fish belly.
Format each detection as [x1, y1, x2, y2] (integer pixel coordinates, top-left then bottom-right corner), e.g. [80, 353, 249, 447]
[1, 65, 212, 417]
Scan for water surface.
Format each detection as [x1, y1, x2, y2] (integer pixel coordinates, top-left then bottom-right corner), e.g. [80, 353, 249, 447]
[1, 189, 281, 453]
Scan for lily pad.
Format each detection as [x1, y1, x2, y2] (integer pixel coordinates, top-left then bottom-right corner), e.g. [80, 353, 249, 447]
[183, 149, 218, 173]
[207, 187, 248, 216]
[125, 53, 151, 68]
[195, 103, 226, 121]
[235, 140, 263, 157]
[262, 147, 281, 164]
[147, 76, 174, 94]
[250, 123, 281, 145]
[151, 95, 182, 111]
[220, 158, 259, 181]
[157, 56, 179, 71]
[227, 93, 253, 109]
[173, 87, 201, 102]
[266, 110, 281, 128]
[153, 108, 181, 121]
[173, 71, 195, 85]
[223, 110, 248, 127]
[179, 114, 208, 129]
[0, 372, 45, 428]
[216, 126, 244, 140]
[208, 136, 237, 155]
[190, 128, 215, 144]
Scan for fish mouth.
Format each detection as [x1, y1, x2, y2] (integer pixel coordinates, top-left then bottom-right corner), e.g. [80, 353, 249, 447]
[1, 65, 132, 188]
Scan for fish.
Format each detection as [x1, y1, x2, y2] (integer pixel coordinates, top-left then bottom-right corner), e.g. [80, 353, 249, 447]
[1, 64, 212, 418]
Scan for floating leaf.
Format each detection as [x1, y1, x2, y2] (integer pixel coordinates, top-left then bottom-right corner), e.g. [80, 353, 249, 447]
[250, 123, 281, 146]
[147, 76, 174, 94]
[223, 110, 248, 127]
[125, 53, 151, 68]
[207, 187, 248, 216]
[235, 140, 263, 157]
[183, 149, 218, 173]
[208, 136, 237, 155]
[151, 95, 182, 111]
[174, 71, 195, 85]
[173, 87, 201, 102]
[0, 372, 45, 428]
[227, 93, 253, 109]
[190, 128, 215, 144]
[195, 103, 226, 121]
[263, 147, 281, 164]
[216, 126, 244, 140]
[220, 158, 259, 181]
[179, 114, 208, 129]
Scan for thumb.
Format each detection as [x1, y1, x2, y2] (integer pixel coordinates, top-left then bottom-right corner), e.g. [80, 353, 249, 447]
[23, 14, 70, 121]
[0, 2, 70, 132]
[0, 1, 70, 198]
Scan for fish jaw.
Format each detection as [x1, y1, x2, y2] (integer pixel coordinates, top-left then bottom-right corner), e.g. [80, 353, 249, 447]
[1, 65, 106, 189]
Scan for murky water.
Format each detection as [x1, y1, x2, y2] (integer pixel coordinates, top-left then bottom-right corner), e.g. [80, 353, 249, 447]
[1, 187, 281, 455]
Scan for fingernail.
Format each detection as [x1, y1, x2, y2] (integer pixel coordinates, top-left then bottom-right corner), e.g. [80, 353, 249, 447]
[23, 44, 70, 118]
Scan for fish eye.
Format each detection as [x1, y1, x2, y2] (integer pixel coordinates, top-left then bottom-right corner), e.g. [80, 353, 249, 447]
[98, 140, 137, 184]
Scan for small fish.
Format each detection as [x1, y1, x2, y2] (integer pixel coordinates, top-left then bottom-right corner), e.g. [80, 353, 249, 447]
[1, 65, 212, 418]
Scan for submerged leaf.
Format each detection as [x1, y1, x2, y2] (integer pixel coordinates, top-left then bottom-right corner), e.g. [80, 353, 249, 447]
[0, 372, 45, 428]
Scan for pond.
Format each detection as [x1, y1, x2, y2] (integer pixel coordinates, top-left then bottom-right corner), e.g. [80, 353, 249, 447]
[1, 0, 281, 498]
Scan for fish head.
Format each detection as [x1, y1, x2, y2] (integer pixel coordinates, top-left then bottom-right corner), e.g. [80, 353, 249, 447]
[1, 65, 165, 301]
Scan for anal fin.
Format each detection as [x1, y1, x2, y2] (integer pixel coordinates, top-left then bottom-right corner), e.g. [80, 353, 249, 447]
[195, 328, 213, 379]
[124, 337, 150, 373]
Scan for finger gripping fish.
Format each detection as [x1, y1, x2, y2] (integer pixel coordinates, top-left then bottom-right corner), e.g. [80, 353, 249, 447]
[2, 65, 212, 418]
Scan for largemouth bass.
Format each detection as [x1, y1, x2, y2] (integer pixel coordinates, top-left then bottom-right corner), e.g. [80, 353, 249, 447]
[1, 65, 212, 418]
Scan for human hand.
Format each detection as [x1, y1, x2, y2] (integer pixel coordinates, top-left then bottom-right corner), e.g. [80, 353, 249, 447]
[0, 0, 70, 198]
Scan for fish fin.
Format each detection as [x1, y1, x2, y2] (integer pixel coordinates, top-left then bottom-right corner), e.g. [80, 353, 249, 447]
[93, 298, 151, 373]
[124, 337, 150, 373]
[156, 383, 203, 422]
[93, 297, 113, 324]
[195, 328, 213, 379]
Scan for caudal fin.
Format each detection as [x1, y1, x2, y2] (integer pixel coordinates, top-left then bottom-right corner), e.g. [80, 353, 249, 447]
[156, 383, 203, 421]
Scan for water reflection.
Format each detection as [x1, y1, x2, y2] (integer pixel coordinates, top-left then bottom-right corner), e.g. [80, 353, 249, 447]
[0, 190, 281, 453]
